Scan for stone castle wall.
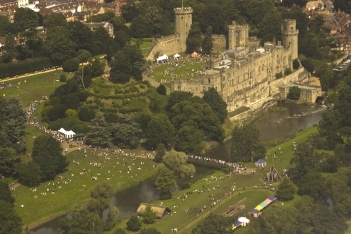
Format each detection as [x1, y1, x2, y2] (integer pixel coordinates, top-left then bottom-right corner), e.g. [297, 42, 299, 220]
[211, 34, 227, 53]
[145, 36, 182, 61]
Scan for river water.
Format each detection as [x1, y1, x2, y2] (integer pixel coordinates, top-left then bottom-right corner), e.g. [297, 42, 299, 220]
[30, 103, 326, 234]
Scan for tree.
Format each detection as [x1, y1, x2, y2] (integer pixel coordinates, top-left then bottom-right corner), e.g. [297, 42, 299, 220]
[145, 114, 175, 149]
[91, 182, 114, 199]
[230, 124, 266, 162]
[297, 171, 323, 200]
[0, 97, 27, 153]
[300, 58, 314, 73]
[76, 50, 91, 64]
[154, 143, 166, 163]
[0, 147, 19, 177]
[110, 118, 142, 149]
[202, 26, 213, 54]
[65, 109, 78, 117]
[17, 161, 42, 187]
[258, 9, 283, 44]
[126, 216, 141, 232]
[90, 58, 105, 77]
[285, 68, 292, 76]
[0, 200, 23, 234]
[139, 228, 161, 234]
[79, 106, 96, 122]
[44, 13, 67, 29]
[109, 45, 145, 83]
[175, 125, 204, 155]
[203, 87, 228, 124]
[63, 58, 79, 72]
[60, 74, 67, 82]
[186, 22, 202, 54]
[276, 178, 297, 201]
[105, 206, 119, 231]
[192, 214, 231, 234]
[165, 91, 193, 114]
[67, 21, 94, 51]
[142, 205, 157, 224]
[0, 15, 11, 36]
[0, 181, 14, 205]
[114, 228, 126, 234]
[14, 8, 39, 31]
[32, 135, 68, 181]
[60, 209, 104, 234]
[162, 150, 195, 179]
[156, 84, 167, 95]
[85, 113, 111, 147]
[155, 164, 177, 199]
[287, 86, 301, 100]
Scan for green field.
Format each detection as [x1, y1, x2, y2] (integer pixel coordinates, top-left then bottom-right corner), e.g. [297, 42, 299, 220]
[149, 57, 203, 82]
[130, 38, 153, 55]
[0, 70, 70, 106]
[13, 149, 157, 229]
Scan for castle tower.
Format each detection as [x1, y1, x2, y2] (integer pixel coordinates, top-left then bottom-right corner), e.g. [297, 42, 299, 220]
[228, 21, 236, 49]
[281, 19, 299, 60]
[174, 7, 193, 51]
[228, 21, 249, 49]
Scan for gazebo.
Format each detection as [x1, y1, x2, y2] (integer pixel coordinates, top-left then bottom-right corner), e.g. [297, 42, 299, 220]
[58, 128, 76, 139]
[191, 51, 198, 57]
[173, 53, 180, 59]
[255, 159, 266, 168]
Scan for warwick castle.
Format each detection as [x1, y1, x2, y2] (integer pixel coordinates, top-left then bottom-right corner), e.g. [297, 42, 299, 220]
[145, 7, 321, 112]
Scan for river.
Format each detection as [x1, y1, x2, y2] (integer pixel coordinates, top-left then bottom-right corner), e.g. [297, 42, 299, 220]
[30, 103, 327, 234]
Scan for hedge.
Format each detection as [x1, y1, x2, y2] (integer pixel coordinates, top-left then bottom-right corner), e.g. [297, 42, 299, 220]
[0, 57, 53, 78]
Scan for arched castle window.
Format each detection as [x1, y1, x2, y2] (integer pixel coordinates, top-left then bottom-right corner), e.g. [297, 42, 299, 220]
[186, 23, 188, 27]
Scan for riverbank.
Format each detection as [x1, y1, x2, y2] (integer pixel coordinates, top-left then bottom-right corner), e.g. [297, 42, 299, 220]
[14, 149, 158, 231]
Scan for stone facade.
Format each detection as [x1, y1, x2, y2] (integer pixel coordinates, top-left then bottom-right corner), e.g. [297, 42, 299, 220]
[146, 6, 307, 111]
[279, 84, 323, 103]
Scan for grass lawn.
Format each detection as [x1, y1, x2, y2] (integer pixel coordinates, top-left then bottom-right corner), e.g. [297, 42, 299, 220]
[149, 57, 203, 82]
[130, 38, 153, 55]
[109, 170, 269, 234]
[0, 70, 70, 106]
[25, 125, 45, 155]
[13, 149, 157, 229]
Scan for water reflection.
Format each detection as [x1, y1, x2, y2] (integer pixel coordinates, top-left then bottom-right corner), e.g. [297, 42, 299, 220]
[206, 103, 327, 160]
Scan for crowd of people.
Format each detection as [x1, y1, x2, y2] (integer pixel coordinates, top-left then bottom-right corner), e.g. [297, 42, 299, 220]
[0, 82, 13, 90]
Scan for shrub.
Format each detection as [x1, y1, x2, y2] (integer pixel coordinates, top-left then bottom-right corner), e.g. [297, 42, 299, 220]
[275, 72, 283, 79]
[139, 84, 145, 89]
[284, 68, 292, 76]
[287, 86, 301, 100]
[60, 74, 67, 82]
[62, 58, 79, 72]
[126, 216, 141, 232]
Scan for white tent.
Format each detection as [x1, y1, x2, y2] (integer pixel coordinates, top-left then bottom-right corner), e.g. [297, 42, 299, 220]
[58, 128, 76, 139]
[173, 54, 180, 59]
[238, 217, 250, 226]
[156, 54, 168, 62]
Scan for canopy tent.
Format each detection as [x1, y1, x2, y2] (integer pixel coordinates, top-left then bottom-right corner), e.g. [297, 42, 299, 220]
[264, 198, 272, 205]
[260, 202, 267, 208]
[255, 159, 266, 167]
[238, 217, 250, 223]
[58, 128, 76, 139]
[191, 51, 198, 57]
[173, 53, 181, 59]
[156, 54, 168, 62]
[268, 196, 277, 201]
[250, 209, 261, 218]
[254, 205, 263, 211]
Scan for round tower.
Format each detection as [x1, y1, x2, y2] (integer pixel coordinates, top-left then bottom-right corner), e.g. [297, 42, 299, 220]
[281, 19, 299, 60]
[174, 7, 193, 50]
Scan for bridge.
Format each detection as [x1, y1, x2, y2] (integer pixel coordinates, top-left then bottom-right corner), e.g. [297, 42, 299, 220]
[186, 158, 227, 169]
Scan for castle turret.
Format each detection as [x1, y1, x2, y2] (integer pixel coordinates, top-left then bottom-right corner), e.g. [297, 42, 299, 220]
[174, 7, 193, 51]
[228, 21, 249, 49]
[281, 19, 299, 60]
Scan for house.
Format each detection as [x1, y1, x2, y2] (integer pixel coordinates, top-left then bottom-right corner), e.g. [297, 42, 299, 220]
[83, 21, 114, 37]
[322, 21, 339, 36]
[136, 203, 171, 219]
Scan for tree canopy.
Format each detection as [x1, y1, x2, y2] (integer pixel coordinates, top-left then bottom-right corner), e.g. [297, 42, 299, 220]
[230, 124, 266, 162]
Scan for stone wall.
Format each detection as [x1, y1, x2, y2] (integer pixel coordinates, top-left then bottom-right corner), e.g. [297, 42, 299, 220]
[269, 67, 307, 96]
[212, 34, 227, 53]
[145, 36, 182, 61]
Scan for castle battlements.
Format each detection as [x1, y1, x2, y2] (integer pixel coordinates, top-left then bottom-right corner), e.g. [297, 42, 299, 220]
[174, 7, 193, 14]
